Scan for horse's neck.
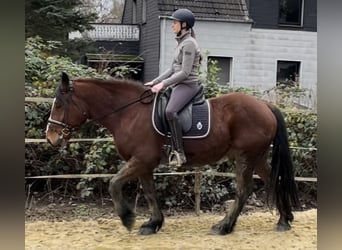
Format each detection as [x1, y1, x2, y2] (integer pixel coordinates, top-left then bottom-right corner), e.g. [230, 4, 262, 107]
[77, 80, 138, 107]
[76, 81, 146, 130]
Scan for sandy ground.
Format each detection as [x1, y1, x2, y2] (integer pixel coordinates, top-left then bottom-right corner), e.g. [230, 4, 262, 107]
[25, 208, 316, 250]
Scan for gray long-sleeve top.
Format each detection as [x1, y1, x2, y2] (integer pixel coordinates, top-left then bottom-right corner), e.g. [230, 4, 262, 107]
[152, 30, 201, 87]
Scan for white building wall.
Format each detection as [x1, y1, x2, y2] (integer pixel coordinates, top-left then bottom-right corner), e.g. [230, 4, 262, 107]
[159, 18, 317, 92]
[246, 28, 317, 91]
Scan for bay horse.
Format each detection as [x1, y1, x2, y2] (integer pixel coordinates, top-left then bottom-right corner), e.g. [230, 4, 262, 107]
[46, 72, 299, 235]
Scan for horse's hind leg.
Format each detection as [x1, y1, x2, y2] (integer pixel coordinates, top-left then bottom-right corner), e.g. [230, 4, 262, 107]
[211, 157, 254, 235]
[275, 197, 293, 231]
[138, 173, 164, 235]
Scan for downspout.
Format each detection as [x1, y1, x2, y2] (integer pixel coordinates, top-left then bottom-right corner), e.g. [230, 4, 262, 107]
[159, 17, 167, 74]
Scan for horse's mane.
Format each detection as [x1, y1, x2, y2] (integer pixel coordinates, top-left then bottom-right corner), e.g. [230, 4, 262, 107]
[74, 77, 146, 92]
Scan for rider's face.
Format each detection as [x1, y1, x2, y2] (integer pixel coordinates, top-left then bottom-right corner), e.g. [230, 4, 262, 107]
[172, 20, 181, 34]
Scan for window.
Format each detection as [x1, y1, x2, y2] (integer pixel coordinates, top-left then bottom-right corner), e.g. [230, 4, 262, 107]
[207, 56, 232, 85]
[276, 60, 300, 86]
[279, 0, 303, 26]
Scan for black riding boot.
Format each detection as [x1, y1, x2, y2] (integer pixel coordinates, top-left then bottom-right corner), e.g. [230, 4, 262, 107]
[168, 117, 187, 167]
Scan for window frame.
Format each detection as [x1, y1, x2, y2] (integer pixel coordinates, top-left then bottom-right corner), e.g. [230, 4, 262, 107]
[276, 60, 301, 87]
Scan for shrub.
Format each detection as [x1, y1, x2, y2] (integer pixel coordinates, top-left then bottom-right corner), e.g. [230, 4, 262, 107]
[25, 36, 101, 97]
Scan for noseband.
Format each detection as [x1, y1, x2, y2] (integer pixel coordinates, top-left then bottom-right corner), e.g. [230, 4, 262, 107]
[47, 118, 74, 138]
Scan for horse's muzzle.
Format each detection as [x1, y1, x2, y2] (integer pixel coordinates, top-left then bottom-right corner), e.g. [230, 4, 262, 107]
[46, 135, 64, 146]
[46, 128, 69, 147]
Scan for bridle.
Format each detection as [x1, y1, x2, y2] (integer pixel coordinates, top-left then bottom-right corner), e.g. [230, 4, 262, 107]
[47, 82, 85, 140]
[48, 81, 155, 140]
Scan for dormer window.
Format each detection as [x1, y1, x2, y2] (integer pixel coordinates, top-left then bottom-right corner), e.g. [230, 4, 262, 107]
[278, 0, 304, 27]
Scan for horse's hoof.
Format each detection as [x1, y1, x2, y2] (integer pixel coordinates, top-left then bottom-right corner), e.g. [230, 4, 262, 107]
[138, 219, 163, 235]
[210, 223, 232, 235]
[138, 226, 157, 235]
[276, 222, 291, 231]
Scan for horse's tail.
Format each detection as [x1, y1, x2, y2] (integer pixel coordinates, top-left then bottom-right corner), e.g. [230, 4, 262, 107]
[268, 104, 300, 211]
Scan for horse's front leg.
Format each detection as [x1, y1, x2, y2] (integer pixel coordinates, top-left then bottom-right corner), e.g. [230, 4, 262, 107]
[138, 173, 164, 235]
[108, 159, 139, 231]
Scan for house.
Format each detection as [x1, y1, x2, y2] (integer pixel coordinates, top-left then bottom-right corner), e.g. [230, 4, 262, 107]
[69, 23, 144, 80]
[122, 0, 317, 103]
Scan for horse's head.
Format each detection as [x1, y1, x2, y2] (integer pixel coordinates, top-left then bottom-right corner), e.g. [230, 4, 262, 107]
[46, 72, 88, 147]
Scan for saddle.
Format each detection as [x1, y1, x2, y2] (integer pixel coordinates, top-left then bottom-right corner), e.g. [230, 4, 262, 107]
[152, 85, 211, 139]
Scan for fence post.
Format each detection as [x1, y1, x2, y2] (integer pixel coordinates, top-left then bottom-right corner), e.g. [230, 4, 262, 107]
[194, 167, 202, 215]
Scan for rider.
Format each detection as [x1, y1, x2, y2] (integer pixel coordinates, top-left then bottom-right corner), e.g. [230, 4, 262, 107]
[145, 8, 202, 167]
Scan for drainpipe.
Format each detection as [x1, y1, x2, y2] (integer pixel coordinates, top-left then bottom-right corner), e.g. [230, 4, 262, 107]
[159, 17, 167, 74]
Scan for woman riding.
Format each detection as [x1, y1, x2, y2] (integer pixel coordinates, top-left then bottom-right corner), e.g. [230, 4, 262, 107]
[145, 8, 202, 167]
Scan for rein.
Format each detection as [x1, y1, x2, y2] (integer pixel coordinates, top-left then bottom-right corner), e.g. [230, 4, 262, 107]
[48, 88, 155, 136]
[91, 89, 155, 122]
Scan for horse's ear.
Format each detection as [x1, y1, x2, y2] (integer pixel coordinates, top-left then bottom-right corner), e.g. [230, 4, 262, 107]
[61, 72, 70, 92]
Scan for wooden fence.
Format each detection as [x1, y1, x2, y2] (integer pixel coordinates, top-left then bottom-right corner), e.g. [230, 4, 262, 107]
[25, 137, 317, 215]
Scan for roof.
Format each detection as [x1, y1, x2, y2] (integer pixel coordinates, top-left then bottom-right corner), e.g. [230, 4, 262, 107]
[158, 0, 251, 22]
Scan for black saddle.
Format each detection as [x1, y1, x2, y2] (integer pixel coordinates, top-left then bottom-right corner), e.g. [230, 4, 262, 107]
[152, 85, 210, 139]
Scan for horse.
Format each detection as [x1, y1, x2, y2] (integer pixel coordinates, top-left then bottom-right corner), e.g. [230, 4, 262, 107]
[46, 72, 299, 235]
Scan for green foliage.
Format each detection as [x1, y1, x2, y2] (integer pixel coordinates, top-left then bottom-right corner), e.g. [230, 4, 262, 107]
[199, 51, 226, 98]
[104, 65, 141, 79]
[284, 111, 317, 178]
[25, 0, 103, 69]
[75, 141, 124, 198]
[25, 0, 97, 41]
[153, 166, 196, 209]
[25, 36, 101, 97]
[200, 173, 230, 208]
[203, 58, 224, 98]
[25, 102, 51, 138]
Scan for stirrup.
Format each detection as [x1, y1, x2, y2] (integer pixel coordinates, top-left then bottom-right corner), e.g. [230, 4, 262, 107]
[169, 150, 186, 167]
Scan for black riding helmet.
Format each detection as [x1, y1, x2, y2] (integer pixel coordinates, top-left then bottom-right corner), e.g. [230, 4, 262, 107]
[170, 8, 195, 28]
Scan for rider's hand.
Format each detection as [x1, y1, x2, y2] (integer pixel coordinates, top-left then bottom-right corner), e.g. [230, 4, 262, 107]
[151, 82, 164, 93]
[144, 81, 154, 86]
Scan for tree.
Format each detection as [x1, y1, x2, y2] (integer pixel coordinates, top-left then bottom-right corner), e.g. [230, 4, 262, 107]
[81, 0, 124, 23]
[25, 0, 98, 41]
